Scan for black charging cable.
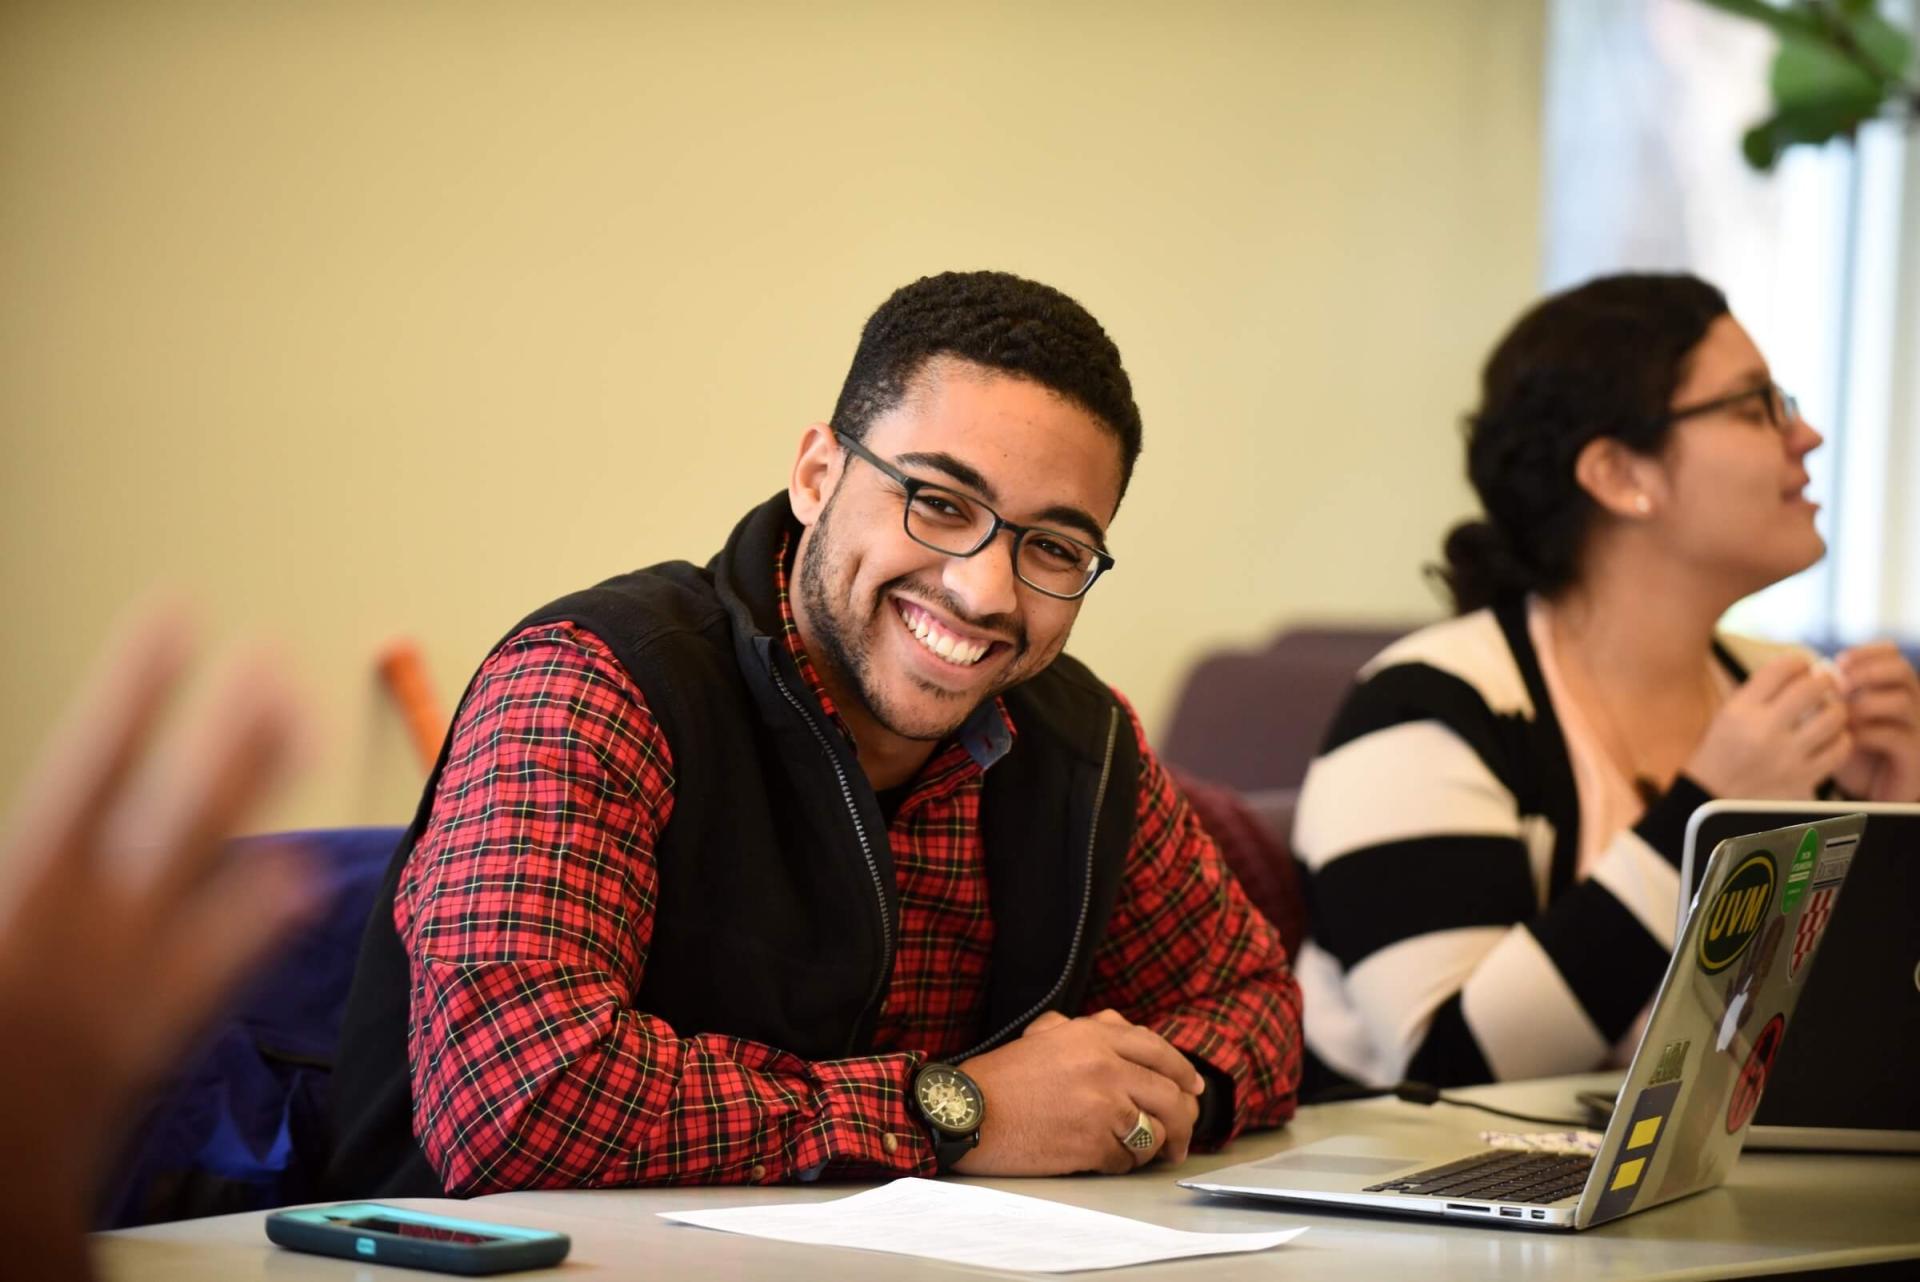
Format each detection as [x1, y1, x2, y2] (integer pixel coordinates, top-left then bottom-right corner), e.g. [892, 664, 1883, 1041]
[1311, 1080, 1589, 1129]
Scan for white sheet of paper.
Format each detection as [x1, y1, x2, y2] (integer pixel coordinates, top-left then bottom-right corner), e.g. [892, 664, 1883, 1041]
[659, 1177, 1307, 1273]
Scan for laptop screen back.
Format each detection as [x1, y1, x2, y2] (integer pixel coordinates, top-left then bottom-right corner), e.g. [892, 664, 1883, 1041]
[1681, 803, 1920, 1139]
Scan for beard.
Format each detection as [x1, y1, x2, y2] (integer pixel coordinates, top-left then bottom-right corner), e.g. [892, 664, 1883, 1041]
[795, 486, 1031, 744]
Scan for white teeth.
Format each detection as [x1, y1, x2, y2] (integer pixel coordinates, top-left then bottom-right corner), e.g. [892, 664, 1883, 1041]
[897, 601, 990, 667]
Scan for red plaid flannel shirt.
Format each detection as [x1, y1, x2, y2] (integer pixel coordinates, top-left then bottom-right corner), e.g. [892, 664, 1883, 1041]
[400, 550, 1300, 1195]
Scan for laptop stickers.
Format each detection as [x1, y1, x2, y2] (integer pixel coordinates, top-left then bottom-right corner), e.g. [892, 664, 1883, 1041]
[1715, 914, 1784, 1051]
[1697, 850, 1776, 975]
[1790, 845, 1852, 979]
[1726, 1013, 1785, 1134]
[1583, 819, 1859, 1228]
[1591, 1061, 1685, 1221]
[1780, 827, 1819, 915]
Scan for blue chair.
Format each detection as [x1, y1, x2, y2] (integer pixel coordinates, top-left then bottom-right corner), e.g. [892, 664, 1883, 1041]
[97, 827, 403, 1228]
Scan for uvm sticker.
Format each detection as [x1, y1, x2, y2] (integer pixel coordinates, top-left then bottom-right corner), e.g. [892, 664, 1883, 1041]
[1725, 1013, 1785, 1134]
[1698, 851, 1777, 974]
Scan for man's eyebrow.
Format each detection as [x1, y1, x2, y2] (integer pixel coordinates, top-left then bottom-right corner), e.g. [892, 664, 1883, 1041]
[1029, 504, 1110, 550]
[893, 451, 1109, 549]
[895, 452, 1000, 503]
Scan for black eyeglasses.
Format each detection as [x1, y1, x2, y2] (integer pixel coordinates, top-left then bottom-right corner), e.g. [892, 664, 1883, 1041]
[837, 433, 1116, 600]
[1659, 381, 1802, 433]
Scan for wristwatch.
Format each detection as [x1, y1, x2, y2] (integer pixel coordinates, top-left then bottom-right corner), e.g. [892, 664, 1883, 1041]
[911, 1061, 984, 1172]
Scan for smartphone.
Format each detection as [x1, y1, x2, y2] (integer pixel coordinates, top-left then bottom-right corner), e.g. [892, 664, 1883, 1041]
[265, 1203, 571, 1275]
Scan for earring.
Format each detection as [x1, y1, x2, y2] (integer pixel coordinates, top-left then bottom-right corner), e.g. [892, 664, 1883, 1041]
[1633, 494, 1652, 516]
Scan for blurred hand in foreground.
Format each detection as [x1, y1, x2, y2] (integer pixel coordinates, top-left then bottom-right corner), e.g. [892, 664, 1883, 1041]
[0, 608, 318, 1281]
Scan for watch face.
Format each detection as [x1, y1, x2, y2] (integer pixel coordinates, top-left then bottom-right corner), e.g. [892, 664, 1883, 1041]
[916, 1065, 983, 1135]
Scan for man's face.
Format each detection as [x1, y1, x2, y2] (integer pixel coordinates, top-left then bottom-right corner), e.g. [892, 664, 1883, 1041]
[790, 357, 1125, 748]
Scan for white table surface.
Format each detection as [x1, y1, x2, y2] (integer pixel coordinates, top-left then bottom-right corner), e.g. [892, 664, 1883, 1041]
[95, 1073, 1920, 1281]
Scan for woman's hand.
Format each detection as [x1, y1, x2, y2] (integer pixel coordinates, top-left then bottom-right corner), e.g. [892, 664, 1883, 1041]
[1685, 655, 1851, 800]
[1832, 642, 1920, 802]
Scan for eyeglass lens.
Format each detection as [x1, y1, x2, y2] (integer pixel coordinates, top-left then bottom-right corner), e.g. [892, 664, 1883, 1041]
[903, 486, 1097, 596]
[1771, 386, 1800, 429]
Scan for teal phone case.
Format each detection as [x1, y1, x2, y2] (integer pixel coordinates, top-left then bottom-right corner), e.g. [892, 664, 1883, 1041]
[266, 1202, 571, 1275]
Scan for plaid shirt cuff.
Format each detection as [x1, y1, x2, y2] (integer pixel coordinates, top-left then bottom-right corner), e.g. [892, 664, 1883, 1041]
[1153, 1010, 1296, 1148]
[786, 1052, 936, 1181]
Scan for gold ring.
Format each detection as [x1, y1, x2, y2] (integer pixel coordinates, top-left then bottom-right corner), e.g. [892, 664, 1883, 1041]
[1123, 1110, 1156, 1152]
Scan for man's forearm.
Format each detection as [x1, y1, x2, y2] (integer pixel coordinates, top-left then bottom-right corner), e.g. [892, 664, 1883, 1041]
[410, 965, 935, 1193]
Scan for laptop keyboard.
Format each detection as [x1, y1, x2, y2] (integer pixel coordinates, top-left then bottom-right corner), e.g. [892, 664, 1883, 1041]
[1363, 1150, 1593, 1204]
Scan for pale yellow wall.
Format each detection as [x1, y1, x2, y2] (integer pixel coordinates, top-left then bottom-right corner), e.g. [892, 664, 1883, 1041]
[0, 1, 1543, 829]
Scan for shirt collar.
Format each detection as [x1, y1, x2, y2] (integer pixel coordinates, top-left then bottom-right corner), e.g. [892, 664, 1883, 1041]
[773, 527, 847, 737]
[956, 699, 1015, 771]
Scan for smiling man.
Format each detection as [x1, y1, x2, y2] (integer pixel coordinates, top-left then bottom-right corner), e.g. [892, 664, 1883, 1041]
[325, 271, 1302, 1198]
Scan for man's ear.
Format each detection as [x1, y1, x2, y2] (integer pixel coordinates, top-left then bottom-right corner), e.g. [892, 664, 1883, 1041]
[789, 423, 841, 527]
[1573, 434, 1665, 521]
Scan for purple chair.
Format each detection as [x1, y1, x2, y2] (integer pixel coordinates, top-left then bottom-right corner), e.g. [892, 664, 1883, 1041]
[1160, 625, 1414, 795]
[98, 827, 403, 1227]
[1161, 625, 1417, 950]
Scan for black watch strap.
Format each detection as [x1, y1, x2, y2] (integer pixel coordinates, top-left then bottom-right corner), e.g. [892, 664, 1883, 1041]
[929, 1125, 980, 1173]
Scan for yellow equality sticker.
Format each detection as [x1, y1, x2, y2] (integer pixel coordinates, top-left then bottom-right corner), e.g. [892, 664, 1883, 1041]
[1592, 1079, 1682, 1224]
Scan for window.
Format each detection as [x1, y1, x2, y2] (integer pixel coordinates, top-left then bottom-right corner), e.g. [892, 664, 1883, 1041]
[1542, 0, 1919, 644]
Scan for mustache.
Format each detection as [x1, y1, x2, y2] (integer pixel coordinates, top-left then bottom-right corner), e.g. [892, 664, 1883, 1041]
[884, 578, 1027, 654]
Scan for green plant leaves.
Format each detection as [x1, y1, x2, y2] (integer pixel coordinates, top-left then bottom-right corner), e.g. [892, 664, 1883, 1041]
[1774, 9, 1911, 98]
[1698, 0, 1916, 170]
[1743, 98, 1875, 167]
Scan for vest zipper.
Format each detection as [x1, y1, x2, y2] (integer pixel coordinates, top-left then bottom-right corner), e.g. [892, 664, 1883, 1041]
[954, 704, 1120, 1064]
[766, 664, 894, 1048]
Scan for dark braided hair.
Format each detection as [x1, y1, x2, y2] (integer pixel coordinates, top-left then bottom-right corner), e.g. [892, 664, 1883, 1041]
[1436, 273, 1729, 613]
[830, 271, 1143, 498]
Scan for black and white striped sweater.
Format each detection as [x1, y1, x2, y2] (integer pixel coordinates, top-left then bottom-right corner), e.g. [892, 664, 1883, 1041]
[1292, 599, 1792, 1088]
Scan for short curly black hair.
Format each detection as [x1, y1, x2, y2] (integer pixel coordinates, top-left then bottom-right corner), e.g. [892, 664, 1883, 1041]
[829, 271, 1144, 499]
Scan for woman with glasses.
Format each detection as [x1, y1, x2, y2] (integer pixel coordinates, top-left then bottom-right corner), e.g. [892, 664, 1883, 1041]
[1290, 273, 1920, 1093]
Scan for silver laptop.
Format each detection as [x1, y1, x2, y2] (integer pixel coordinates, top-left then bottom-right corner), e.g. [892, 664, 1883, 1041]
[1676, 801, 1920, 1153]
[1182, 816, 1866, 1230]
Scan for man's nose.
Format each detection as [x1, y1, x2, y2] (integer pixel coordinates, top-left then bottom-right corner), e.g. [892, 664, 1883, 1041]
[940, 533, 1021, 621]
